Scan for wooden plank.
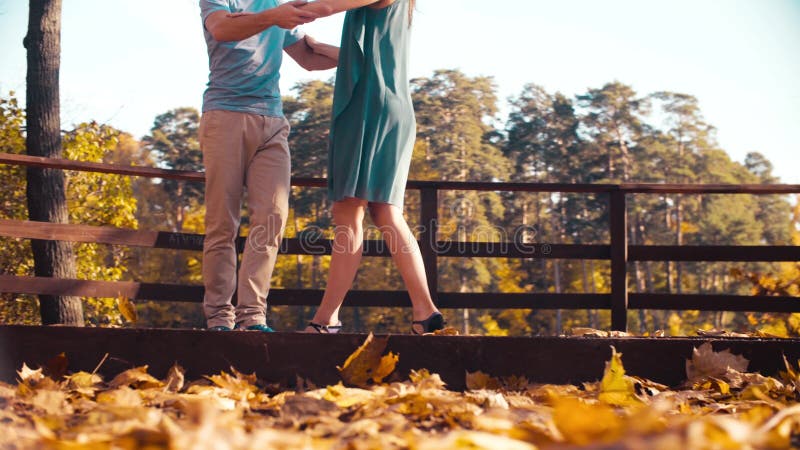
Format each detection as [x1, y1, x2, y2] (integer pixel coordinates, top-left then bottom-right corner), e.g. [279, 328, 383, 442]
[609, 191, 628, 331]
[0, 152, 205, 182]
[0, 219, 614, 259]
[0, 275, 611, 309]
[3, 325, 800, 389]
[630, 245, 800, 262]
[621, 183, 800, 195]
[433, 242, 609, 259]
[0, 275, 203, 302]
[7, 153, 800, 194]
[437, 293, 611, 310]
[630, 293, 800, 313]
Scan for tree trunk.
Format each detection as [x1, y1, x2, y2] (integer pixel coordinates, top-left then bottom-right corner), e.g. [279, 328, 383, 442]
[25, 0, 83, 326]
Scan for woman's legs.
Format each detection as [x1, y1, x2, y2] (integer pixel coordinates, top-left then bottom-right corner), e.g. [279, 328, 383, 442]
[369, 202, 439, 324]
[307, 197, 367, 328]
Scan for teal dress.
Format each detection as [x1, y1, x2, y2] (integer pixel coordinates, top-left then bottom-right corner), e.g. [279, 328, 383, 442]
[328, 0, 415, 208]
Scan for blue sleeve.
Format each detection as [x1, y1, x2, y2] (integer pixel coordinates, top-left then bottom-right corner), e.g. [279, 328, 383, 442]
[200, 0, 230, 28]
[284, 26, 307, 48]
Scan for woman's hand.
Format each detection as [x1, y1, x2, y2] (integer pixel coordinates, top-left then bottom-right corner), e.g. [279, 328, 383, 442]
[305, 35, 340, 61]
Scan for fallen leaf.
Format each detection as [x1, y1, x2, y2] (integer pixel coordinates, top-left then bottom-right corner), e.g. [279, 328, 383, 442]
[17, 363, 44, 384]
[598, 346, 641, 407]
[552, 395, 624, 445]
[432, 327, 460, 336]
[30, 389, 71, 416]
[117, 295, 138, 323]
[320, 382, 376, 408]
[686, 342, 749, 383]
[109, 366, 164, 389]
[466, 371, 502, 390]
[372, 352, 399, 384]
[65, 371, 103, 396]
[96, 387, 143, 407]
[163, 363, 185, 393]
[205, 368, 258, 403]
[337, 333, 397, 387]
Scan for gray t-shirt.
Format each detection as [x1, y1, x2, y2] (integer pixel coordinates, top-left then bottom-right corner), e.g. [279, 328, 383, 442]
[200, 0, 305, 116]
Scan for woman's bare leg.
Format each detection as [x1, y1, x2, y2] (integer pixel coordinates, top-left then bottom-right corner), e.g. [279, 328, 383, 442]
[369, 202, 439, 325]
[307, 197, 367, 329]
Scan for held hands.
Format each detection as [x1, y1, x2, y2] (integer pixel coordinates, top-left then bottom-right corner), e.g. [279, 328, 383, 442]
[225, 0, 321, 30]
[273, 0, 321, 28]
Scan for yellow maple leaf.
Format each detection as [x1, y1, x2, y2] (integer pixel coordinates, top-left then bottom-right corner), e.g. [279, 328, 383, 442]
[598, 346, 642, 407]
[337, 333, 398, 387]
[373, 353, 399, 384]
[65, 371, 103, 396]
[117, 295, 138, 323]
[552, 395, 624, 445]
[432, 327, 460, 336]
[322, 382, 375, 408]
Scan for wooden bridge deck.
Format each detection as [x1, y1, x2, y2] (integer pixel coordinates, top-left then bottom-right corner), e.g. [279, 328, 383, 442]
[2, 325, 799, 389]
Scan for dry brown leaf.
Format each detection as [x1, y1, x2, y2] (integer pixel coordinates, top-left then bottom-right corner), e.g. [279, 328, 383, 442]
[408, 369, 446, 390]
[163, 363, 185, 393]
[205, 368, 258, 403]
[337, 333, 397, 387]
[109, 365, 164, 389]
[44, 352, 68, 380]
[96, 387, 143, 407]
[466, 370, 502, 390]
[696, 328, 750, 338]
[17, 363, 45, 384]
[31, 389, 71, 416]
[686, 342, 749, 383]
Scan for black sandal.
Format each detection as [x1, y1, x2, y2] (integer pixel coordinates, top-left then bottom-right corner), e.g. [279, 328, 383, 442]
[306, 321, 343, 334]
[412, 312, 445, 335]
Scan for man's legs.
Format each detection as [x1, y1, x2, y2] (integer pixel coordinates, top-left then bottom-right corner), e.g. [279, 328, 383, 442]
[200, 110, 248, 329]
[235, 116, 291, 328]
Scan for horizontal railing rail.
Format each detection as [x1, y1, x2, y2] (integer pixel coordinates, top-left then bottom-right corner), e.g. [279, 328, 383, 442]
[2, 152, 800, 331]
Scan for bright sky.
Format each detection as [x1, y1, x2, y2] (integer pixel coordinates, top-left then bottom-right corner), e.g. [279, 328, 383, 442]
[0, 0, 798, 182]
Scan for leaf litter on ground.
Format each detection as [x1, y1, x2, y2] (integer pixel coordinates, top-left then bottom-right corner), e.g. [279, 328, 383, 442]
[2, 337, 800, 449]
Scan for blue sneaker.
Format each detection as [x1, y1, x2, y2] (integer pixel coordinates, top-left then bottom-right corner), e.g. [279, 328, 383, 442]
[208, 325, 232, 331]
[235, 324, 275, 332]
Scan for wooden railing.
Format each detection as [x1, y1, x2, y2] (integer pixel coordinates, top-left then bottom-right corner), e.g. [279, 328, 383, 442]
[2, 152, 800, 331]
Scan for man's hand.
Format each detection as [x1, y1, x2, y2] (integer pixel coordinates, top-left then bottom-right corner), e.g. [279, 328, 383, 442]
[271, 0, 320, 29]
[208, 0, 320, 42]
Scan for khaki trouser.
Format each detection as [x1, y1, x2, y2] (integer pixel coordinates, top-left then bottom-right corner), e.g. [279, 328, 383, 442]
[199, 110, 290, 329]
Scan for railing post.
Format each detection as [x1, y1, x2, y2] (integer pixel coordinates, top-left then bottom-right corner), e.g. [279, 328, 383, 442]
[610, 190, 628, 331]
[420, 187, 439, 304]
